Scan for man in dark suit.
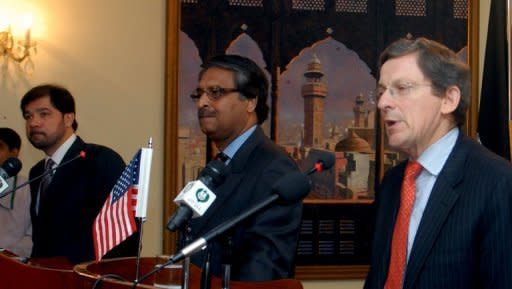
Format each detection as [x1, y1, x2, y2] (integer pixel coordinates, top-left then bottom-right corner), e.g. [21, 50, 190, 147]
[184, 55, 303, 281]
[364, 37, 512, 289]
[20, 84, 138, 264]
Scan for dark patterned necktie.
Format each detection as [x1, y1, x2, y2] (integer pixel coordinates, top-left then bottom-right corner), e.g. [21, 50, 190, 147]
[215, 152, 229, 163]
[39, 158, 55, 200]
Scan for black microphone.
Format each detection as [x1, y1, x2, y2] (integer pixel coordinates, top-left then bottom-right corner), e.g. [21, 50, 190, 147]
[0, 157, 22, 198]
[166, 160, 227, 232]
[132, 171, 312, 288]
[168, 171, 311, 264]
[1, 151, 86, 198]
[305, 151, 335, 175]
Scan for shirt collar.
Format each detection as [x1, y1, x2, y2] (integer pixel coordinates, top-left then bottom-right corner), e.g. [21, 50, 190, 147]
[47, 134, 77, 166]
[221, 125, 257, 160]
[417, 127, 459, 176]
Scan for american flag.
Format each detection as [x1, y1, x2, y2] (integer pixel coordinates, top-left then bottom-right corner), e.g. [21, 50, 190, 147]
[93, 150, 140, 262]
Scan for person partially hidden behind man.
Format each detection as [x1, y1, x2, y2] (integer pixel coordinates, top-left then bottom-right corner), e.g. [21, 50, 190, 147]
[183, 54, 303, 281]
[0, 127, 32, 257]
[20, 84, 139, 264]
[364, 37, 512, 289]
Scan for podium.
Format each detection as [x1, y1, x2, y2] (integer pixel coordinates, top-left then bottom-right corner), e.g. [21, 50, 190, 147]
[0, 251, 303, 289]
[74, 257, 304, 289]
[0, 251, 77, 289]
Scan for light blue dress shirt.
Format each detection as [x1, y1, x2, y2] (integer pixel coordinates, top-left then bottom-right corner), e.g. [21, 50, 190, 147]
[406, 127, 459, 261]
[219, 125, 257, 163]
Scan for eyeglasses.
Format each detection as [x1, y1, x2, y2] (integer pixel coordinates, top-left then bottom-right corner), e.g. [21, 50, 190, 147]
[190, 86, 240, 101]
[375, 81, 432, 99]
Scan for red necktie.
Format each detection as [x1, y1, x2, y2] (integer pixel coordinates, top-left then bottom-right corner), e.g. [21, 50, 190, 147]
[384, 160, 422, 289]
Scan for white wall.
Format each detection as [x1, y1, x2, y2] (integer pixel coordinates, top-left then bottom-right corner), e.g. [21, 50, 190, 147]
[0, 0, 166, 257]
[0, 1, 491, 289]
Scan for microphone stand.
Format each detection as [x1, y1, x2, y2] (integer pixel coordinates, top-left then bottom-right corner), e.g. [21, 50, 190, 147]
[0, 152, 85, 199]
[133, 171, 311, 288]
[181, 223, 192, 289]
[183, 256, 191, 289]
[221, 236, 233, 289]
[200, 247, 212, 289]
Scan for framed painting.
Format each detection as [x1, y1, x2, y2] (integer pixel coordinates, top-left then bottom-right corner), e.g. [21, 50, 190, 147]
[164, 0, 480, 279]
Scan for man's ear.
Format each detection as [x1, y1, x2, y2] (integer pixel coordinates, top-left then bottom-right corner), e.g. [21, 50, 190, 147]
[441, 85, 461, 115]
[9, 148, 19, 158]
[63, 112, 75, 128]
[247, 97, 257, 113]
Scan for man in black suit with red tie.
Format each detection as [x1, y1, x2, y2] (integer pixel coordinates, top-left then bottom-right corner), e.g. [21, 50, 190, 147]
[364, 37, 512, 289]
[184, 55, 303, 281]
[20, 84, 138, 264]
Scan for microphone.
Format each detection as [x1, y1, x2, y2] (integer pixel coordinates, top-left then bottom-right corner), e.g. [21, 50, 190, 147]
[0, 151, 86, 198]
[0, 157, 22, 198]
[131, 171, 312, 288]
[168, 171, 311, 264]
[305, 151, 335, 175]
[166, 160, 227, 232]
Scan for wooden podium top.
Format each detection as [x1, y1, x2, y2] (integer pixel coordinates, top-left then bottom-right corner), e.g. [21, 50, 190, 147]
[74, 257, 304, 289]
[0, 251, 77, 289]
[0, 251, 302, 289]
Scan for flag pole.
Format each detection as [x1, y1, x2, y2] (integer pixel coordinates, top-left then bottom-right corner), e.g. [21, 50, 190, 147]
[135, 217, 146, 282]
[135, 137, 154, 282]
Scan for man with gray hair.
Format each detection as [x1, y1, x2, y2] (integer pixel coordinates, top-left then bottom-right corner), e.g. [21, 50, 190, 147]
[365, 37, 512, 289]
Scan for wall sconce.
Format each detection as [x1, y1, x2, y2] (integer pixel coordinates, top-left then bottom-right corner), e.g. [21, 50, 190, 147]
[0, 21, 36, 74]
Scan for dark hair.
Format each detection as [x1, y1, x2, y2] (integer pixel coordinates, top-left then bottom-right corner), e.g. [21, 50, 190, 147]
[20, 84, 78, 130]
[199, 54, 269, 124]
[379, 37, 470, 126]
[0, 127, 21, 150]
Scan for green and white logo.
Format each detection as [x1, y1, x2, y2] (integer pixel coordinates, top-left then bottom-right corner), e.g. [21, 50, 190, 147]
[195, 188, 210, 202]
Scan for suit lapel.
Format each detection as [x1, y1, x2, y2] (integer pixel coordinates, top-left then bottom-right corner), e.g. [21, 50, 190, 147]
[373, 162, 406, 288]
[38, 137, 86, 209]
[403, 136, 467, 289]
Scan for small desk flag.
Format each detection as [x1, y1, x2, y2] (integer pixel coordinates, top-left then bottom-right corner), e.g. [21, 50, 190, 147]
[93, 147, 153, 262]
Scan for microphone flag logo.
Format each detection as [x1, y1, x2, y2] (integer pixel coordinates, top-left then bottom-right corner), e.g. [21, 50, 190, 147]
[195, 188, 210, 202]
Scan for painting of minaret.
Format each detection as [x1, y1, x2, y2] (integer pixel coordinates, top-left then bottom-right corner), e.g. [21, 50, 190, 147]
[302, 54, 327, 148]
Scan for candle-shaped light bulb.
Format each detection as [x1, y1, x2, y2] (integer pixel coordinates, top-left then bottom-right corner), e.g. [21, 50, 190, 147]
[22, 14, 33, 48]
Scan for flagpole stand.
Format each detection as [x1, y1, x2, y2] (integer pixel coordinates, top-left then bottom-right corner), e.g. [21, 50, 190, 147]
[134, 217, 146, 282]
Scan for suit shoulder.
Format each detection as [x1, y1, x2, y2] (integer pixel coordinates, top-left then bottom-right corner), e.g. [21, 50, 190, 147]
[462, 138, 512, 176]
[84, 143, 123, 159]
[82, 143, 126, 170]
[257, 136, 296, 164]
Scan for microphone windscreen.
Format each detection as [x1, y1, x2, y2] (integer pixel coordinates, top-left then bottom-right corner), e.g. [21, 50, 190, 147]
[318, 152, 335, 170]
[3, 157, 22, 177]
[272, 172, 311, 203]
[200, 159, 226, 186]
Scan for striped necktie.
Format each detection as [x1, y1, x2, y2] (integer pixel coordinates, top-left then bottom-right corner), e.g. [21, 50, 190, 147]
[39, 158, 56, 201]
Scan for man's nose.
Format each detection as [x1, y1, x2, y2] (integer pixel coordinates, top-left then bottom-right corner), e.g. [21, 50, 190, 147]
[196, 92, 210, 107]
[377, 90, 393, 111]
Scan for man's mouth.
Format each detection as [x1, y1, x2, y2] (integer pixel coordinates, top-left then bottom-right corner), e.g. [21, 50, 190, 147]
[385, 120, 397, 127]
[30, 131, 45, 137]
[198, 108, 216, 118]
